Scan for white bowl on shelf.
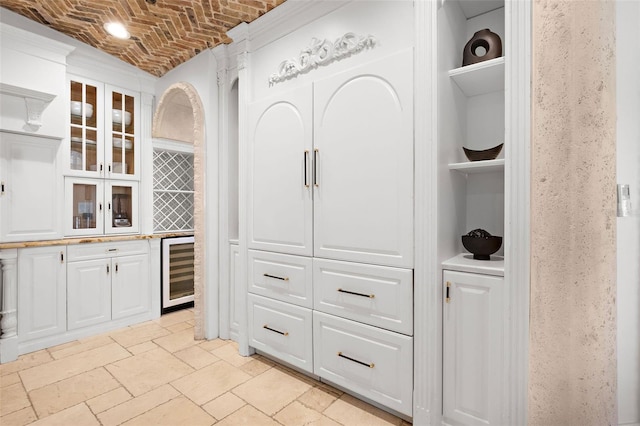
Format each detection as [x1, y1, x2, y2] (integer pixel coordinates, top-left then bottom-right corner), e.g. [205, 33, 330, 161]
[70, 101, 94, 118]
[112, 162, 128, 173]
[71, 136, 96, 145]
[112, 137, 133, 149]
[112, 110, 132, 126]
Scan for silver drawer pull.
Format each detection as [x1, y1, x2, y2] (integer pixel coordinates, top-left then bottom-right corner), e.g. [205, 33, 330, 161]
[263, 325, 289, 336]
[263, 273, 289, 281]
[337, 288, 375, 298]
[337, 351, 374, 368]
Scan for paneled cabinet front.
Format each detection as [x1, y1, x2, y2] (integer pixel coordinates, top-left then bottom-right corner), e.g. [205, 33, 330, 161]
[17, 246, 67, 341]
[442, 270, 504, 426]
[313, 49, 414, 268]
[248, 50, 413, 268]
[67, 241, 150, 330]
[67, 258, 112, 330]
[0, 132, 63, 242]
[248, 86, 313, 256]
[111, 254, 150, 320]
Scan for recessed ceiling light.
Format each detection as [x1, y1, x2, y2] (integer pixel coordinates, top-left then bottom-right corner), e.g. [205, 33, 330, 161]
[104, 22, 130, 40]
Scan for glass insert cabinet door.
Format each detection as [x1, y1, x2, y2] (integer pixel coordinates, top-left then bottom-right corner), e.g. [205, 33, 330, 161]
[107, 86, 138, 179]
[105, 181, 139, 234]
[65, 179, 139, 236]
[69, 78, 103, 175]
[65, 178, 104, 236]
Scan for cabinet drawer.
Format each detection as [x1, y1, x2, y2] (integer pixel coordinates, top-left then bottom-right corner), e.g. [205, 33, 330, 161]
[313, 311, 413, 416]
[248, 294, 313, 373]
[248, 250, 313, 308]
[313, 258, 413, 335]
[67, 240, 149, 261]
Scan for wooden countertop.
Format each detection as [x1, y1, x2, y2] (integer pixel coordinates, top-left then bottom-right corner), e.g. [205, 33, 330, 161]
[0, 232, 193, 249]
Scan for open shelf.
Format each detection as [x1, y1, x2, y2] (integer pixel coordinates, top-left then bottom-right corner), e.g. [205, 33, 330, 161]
[448, 57, 505, 97]
[442, 253, 504, 277]
[449, 158, 504, 174]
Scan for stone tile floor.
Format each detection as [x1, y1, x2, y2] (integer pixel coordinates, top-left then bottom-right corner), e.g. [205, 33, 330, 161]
[0, 309, 410, 425]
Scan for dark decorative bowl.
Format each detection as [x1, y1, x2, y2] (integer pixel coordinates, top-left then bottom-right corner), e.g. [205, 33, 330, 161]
[462, 229, 502, 260]
[463, 143, 503, 161]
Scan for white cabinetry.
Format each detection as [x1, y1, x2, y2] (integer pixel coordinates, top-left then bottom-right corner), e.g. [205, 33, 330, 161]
[313, 311, 413, 416]
[248, 87, 312, 256]
[17, 246, 66, 341]
[248, 49, 413, 268]
[64, 178, 139, 236]
[229, 243, 240, 341]
[65, 76, 140, 237]
[247, 50, 414, 416]
[313, 49, 414, 268]
[67, 258, 112, 330]
[0, 132, 63, 242]
[67, 241, 150, 330]
[442, 269, 504, 426]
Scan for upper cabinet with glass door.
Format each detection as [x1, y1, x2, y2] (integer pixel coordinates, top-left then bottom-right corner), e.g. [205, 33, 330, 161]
[106, 85, 139, 180]
[67, 77, 140, 181]
[69, 77, 103, 177]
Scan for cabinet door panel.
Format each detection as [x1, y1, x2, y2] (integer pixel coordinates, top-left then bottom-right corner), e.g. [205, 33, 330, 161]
[112, 254, 150, 320]
[313, 311, 413, 416]
[67, 259, 111, 329]
[229, 244, 241, 338]
[443, 270, 504, 426]
[0, 133, 62, 242]
[248, 86, 313, 256]
[313, 49, 414, 268]
[17, 247, 66, 341]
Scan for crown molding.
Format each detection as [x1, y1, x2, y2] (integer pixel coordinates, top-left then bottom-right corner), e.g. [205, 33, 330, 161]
[226, 1, 351, 53]
[0, 22, 75, 64]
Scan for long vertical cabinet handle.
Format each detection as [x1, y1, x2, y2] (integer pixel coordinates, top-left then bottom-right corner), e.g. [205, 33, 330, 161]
[304, 150, 310, 187]
[445, 281, 451, 303]
[313, 148, 319, 187]
[0, 181, 5, 195]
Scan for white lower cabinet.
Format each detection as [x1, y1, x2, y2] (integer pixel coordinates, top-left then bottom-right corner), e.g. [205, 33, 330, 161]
[248, 250, 313, 308]
[112, 254, 150, 319]
[313, 258, 413, 335]
[313, 311, 413, 416]
[67, 258, 112, 330]
[442, 270, 504, 426]
[247, 250, 414, 416]
[17, 246, 67, 341]
[67, 241, 150, 329]
[248, 293, 313, 373]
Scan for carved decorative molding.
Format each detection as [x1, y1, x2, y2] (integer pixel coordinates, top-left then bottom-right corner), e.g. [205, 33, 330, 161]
[268, 32, 377, 86]
[237, 52, 249, 71]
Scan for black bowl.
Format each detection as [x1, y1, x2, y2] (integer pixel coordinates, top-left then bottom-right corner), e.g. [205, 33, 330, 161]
[463, 143, 503, 161]
[462, 235, 502, 260]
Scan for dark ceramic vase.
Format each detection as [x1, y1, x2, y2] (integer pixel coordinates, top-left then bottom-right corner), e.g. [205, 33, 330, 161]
[462, 29, 502, 67]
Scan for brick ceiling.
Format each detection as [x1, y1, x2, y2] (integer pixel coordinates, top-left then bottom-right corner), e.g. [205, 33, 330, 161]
[0, 0, 286, 77]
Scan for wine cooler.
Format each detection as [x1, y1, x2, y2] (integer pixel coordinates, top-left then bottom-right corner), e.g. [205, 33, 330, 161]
[161, 236, 195, 313]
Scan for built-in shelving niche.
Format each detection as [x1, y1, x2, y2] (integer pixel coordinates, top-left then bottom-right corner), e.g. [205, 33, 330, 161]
[438, 0, 506, 269]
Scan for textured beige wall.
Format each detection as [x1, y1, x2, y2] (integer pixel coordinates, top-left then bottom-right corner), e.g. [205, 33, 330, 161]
[529, 1, 617, 424]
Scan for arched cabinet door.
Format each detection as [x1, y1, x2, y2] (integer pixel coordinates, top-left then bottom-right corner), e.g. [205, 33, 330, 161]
[313, 49, 414, 268]
[248, 86, 313, 256]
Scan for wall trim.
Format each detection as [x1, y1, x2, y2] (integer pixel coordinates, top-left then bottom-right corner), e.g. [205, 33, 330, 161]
[504, 1, 531, 424]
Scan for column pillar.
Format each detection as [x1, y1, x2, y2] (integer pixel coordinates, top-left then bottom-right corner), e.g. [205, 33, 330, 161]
[0, 249, 19, 362]
[529, 0, 617, 424]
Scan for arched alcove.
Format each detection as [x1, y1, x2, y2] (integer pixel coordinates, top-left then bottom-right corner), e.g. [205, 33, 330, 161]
[153, 82, 206, 339]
